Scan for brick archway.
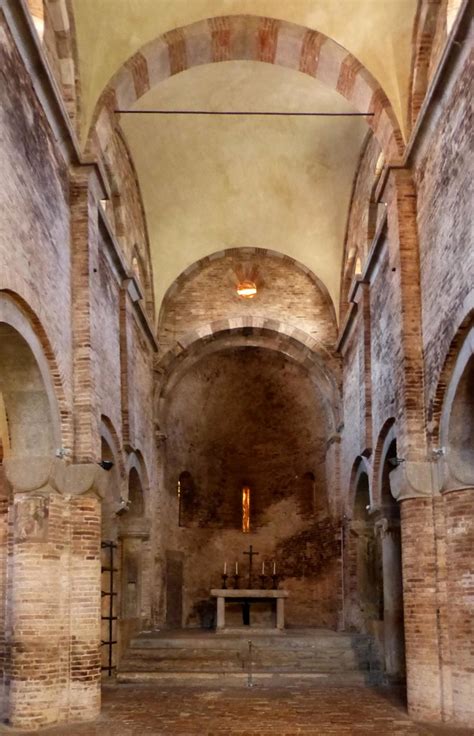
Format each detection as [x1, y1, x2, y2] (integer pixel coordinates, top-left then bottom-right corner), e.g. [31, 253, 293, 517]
[155, 319, 341, 433]
[0, 290, 71, 453]
[90, 15, 404, 163]
[158, 246, 337, 332]
[371, 418, 398, 509]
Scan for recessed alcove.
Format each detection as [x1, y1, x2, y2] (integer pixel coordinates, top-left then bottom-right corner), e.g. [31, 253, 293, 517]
[163, 345, 339, 628]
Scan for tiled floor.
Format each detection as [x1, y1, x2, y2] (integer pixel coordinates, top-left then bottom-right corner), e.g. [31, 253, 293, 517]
[4, 684, 473, 736]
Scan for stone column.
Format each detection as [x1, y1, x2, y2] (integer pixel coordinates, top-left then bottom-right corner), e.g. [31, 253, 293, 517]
[376, 517, 405, 678]
[2, 457, 107, 730]
[0, 466, 10, 722]
[118, 524, 150, 659]
[390, 460, 443, 722]
[442, 486, 474, 726]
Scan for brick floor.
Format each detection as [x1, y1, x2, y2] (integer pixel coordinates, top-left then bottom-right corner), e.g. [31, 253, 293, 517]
[4, 684, 473, 736]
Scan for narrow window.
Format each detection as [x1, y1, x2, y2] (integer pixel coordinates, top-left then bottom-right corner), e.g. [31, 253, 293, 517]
[242, 486, 250, 533]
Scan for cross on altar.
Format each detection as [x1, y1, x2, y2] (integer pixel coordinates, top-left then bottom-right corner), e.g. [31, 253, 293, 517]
[243, 544, 259, 588]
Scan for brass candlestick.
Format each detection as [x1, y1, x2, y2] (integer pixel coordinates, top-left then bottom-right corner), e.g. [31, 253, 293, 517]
[259, 574, 266, 589]
[233, 573, 240, 590]
[221, 573, 228, 589]
[271, 574, 279, 590]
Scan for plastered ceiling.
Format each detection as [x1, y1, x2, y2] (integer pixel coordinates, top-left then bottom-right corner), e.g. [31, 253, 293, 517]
[72, 1, 418, 316]
[121, 62, 367, 310]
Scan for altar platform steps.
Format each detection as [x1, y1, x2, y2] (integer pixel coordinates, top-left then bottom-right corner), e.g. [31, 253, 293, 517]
[117, 629, 383, 687]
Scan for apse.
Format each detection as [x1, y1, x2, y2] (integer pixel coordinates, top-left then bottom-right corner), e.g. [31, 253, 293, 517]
[163, 345, 341, 628]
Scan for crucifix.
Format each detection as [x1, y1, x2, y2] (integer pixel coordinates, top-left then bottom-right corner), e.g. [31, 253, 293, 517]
[243, 544, 259, 589]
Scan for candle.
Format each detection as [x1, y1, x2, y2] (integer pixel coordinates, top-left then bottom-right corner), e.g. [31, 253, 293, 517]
[224, 562, 227, 574]
[273, 561, 276, 575]
[235, 561, 238, 575]
[262, 561, 265, 574]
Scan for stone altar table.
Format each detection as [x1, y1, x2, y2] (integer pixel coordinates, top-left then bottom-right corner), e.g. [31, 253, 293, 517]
[211, 589, 289, 630]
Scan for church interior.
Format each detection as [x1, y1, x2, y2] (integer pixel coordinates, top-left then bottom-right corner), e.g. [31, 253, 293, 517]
[0, 0, 472, 733]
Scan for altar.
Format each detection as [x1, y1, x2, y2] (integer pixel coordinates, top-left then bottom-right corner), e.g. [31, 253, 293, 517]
[211, 588, 289, 631]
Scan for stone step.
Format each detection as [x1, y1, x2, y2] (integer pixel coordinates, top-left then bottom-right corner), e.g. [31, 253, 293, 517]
[116, 671, 381, 687]
[118, 629, 382, 686]
[115, 674, 382, 688]
[120, 650, 372, 672]
[130, 631, 371, 651]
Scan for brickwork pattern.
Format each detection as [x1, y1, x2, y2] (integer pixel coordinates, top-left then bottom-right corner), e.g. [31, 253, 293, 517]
[16, 683, 473, 736]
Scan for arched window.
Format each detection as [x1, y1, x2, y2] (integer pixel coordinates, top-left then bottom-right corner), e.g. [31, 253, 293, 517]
[127, 467, 145, 517]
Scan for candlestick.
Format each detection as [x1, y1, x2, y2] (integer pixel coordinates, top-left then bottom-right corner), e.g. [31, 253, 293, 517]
[259, 574, 266, 589]
[221, 573, 228, 590]
[233, 573, 240, 590]
[271, 573, 279, 590]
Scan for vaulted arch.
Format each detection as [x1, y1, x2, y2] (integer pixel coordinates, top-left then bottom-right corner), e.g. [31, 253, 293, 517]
[90, 15, 404, 163]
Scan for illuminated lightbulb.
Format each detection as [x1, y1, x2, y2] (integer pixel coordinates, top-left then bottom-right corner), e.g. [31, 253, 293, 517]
[236, 281, 257, 299]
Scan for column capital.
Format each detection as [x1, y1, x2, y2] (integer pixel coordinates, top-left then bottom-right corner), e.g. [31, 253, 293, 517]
[374, 516, 401, 537]
[389, 460, 443, 501]
[4, 457, 111, 499]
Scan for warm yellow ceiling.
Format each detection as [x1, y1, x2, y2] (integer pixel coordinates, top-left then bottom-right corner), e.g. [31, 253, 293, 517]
[121, 61, 367, 312]
[73, 0, 417, 140]
[71, 1, 417, 317]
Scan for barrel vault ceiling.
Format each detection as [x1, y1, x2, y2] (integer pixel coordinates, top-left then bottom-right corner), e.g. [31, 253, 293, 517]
[72, 0, 418, 315]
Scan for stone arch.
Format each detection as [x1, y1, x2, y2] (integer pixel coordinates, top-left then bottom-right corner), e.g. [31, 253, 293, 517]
[26, 0, 80, 126]
[159, 246, 337, 331]
[438, 323, 474, 489]
[429, 308, 474, 448]
[101, 129, 155, 317]
[371, 418, 397, 508]
[100, 415, 125, 479]
[345, 459, 383, 632]
[409, 0, 442, 130]
[99, 415, 126, 541]
[0, 291, 69, 456]
[90, 15, 404, 163]
[347, 455, 372, 516]
[158, 316, 339, 370]
[125, 450, 150, 516]
[156, 322, 341, 433]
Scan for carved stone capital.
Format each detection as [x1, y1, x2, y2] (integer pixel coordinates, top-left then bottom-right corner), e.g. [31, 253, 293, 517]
[4, 457, 111, 499]
[374, 516, 400, 538]
[438, 452, 474, 493]
[389, 460, 443, 501]
[4, 456, 57, 493]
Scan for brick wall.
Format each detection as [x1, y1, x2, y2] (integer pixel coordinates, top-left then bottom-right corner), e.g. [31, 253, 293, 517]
[414, 55, 473, 412]
[0, 18, 73, 410]
[158, 250, 337, 360]
[0, 14, 158, 730]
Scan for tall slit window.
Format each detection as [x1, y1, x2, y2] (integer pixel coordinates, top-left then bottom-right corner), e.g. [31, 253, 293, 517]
[242, 486, 250, 533]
